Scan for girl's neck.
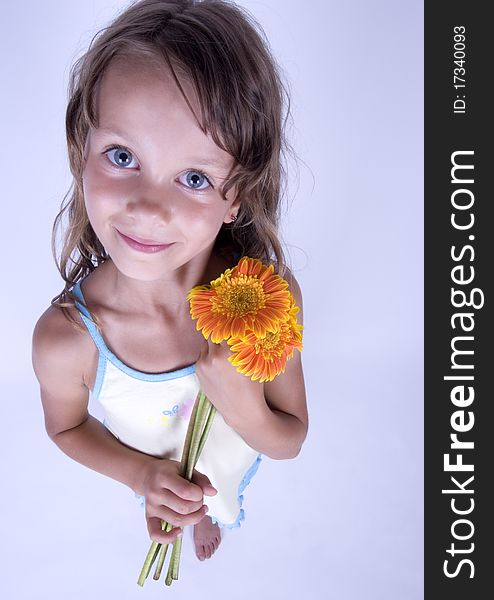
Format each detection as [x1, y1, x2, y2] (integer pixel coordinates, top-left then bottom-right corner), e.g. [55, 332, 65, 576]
[92, 252, 228, 318]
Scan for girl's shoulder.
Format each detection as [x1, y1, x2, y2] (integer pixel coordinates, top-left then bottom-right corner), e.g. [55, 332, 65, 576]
[281, 265, 302, 293]
[280, 266, 303, 319]
[32, 301, 96, 438]
[32, 300, 95, 394]
[34, 299, 88, 343]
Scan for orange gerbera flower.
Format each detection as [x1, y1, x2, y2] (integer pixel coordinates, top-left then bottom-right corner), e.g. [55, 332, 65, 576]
[227, 316, 303, 383]
[187, 257, 291, 343]
[287, 291, 303, 342]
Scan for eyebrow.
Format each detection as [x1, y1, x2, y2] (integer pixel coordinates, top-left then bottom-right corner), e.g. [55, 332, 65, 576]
[96, 126, 137, 143]
[95, 127, 230, 171]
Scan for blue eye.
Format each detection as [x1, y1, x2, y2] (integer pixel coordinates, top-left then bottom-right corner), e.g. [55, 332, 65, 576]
[179, 170, 212, 191]
[103, 147, 212, 191]
[104, 146, 138, 169]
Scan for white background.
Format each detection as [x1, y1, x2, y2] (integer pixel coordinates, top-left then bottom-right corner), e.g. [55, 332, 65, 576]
[1, 1, 423, 598]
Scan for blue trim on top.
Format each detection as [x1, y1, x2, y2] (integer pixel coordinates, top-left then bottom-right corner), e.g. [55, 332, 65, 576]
[210, 453, 263, 529]
[92, 349, 107, 401]
[133, 453, 263, 530]
[71, 279, 196, 384]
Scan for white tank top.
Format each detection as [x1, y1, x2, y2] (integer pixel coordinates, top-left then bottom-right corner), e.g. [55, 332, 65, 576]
[72, 278, 262, 528]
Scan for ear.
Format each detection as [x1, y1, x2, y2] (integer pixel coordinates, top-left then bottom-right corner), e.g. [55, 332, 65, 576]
[223, 194, 242, 224]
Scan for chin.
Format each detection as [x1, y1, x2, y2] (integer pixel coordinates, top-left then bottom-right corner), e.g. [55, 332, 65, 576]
[108, 253, 171, 282]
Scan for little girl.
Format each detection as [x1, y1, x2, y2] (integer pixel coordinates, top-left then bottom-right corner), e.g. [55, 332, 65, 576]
[32, 0, 307, 563]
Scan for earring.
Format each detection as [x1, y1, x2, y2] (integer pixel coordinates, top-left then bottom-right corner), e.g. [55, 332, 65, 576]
[230, 215, 238, 223]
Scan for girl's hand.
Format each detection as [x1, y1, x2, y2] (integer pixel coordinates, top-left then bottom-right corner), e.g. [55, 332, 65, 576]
[195, 339, 266, 426]
[140, 458, 217, 544]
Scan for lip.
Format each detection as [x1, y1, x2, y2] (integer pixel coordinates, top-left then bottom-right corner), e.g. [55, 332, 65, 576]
[116, 229, 174, 254]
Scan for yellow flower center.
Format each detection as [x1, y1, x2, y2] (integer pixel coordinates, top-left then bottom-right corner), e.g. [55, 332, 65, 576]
[212, 275, 266, 316]
[255, 328, 286, 359]
[257, 331, 279, 352]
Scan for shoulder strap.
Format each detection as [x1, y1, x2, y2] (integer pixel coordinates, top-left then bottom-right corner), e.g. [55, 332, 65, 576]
[71, 281, 109, 355]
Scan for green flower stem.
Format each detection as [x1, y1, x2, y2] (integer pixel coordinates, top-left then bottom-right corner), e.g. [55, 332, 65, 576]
[178, 388, 203, 476]
[153, 544, 168, 580]
[171, 532, 183, 580]
[166, 392, 215, 586]
[164, 529, 183, 584]
[165, 391, 210, 585]
[195, 403, 216, 468]
[137, 389, 217, 587]
[153, 525, 173, 580]
[137, 541, 161, 586]
[186, 391, 210, 479]
[137, 389, 204, 586]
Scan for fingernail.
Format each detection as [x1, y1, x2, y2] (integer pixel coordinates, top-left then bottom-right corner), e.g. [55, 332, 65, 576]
[204, 505, 209, 513]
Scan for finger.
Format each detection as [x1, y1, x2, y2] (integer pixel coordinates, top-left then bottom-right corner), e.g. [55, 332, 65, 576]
[200, 339, 209, 358]
[158, 488, 204, 515]
[191, 469, 218, 496]
[163, 474, 205, 502]
[218, 339, 230, 351]
[207, 338, 227, 354]
[147, 516, 182, 545]
[153, 503, 209, 528]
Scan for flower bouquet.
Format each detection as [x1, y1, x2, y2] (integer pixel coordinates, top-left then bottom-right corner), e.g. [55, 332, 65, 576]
[137, 256, 303, 586]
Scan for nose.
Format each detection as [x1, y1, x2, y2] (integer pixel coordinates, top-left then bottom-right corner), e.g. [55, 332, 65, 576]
[126, 179, 173, 222]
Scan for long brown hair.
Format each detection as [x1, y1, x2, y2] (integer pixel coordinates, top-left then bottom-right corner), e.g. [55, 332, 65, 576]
[52, 0, 295, 329]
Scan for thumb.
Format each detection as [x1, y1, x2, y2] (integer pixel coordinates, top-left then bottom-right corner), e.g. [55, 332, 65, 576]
[197, 338, 210, 362]
[191, 468, 217, 497]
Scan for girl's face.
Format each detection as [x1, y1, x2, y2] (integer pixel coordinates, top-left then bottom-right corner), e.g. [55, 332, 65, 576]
[82, 56, 240, 282]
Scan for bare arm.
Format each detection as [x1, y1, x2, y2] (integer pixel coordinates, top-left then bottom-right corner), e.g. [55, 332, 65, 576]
[52, 414, 157, 496]
[199, 271, 308, 460]
[31, 306, 151, 492]
[32, 305, 216, 544]
[226, 342, 308, 460]
[227, 369, 307, 460]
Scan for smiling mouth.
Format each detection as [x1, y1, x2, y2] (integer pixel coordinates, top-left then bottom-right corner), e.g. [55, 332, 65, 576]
[116, 229, 174, 253]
